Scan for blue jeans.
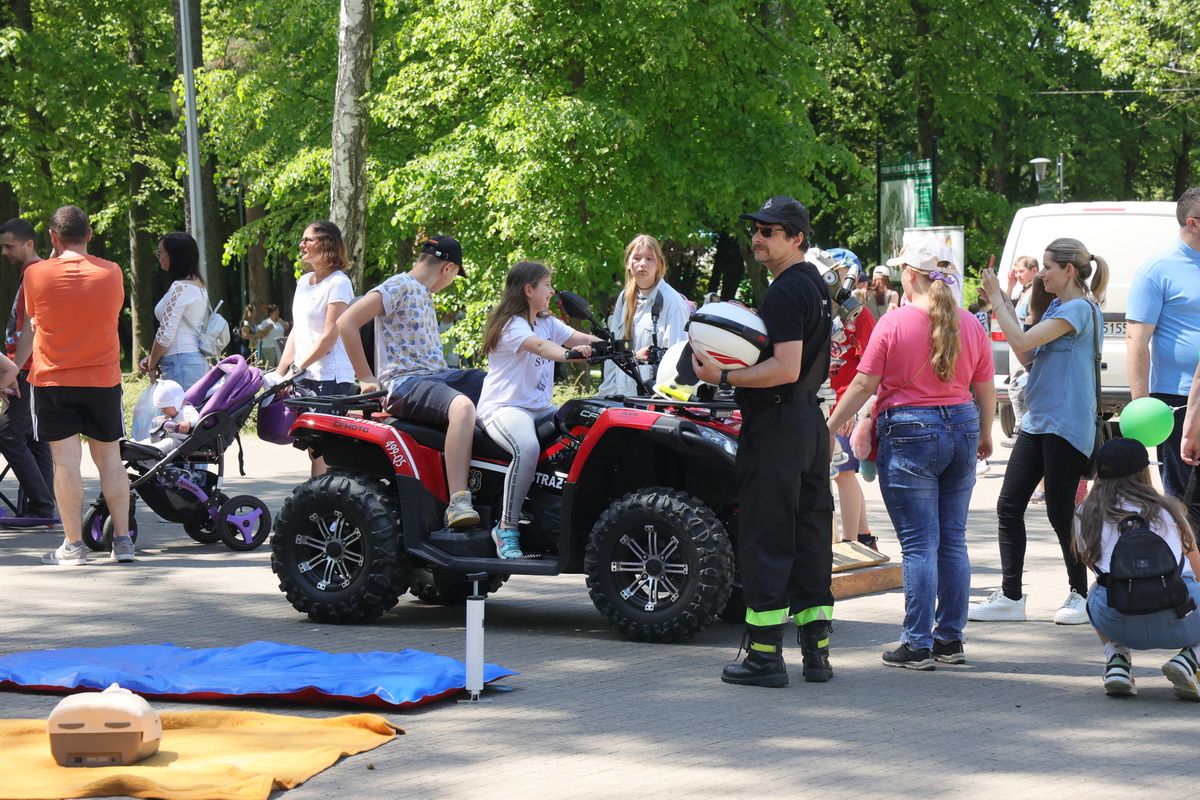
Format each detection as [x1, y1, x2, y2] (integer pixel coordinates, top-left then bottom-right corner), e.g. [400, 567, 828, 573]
[1087, 577, 1200, 651]
[877, 402, 980, 649]
[159, 351, 210, 392]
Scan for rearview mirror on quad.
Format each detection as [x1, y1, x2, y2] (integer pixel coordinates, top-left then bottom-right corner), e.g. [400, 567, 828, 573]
[557, 291, 593, 322]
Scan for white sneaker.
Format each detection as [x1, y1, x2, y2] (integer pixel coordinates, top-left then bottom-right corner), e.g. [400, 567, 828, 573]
[968, 589, 1027, 621]
[976, 459, 991, 475]
[41, 540, 88, 566]
[444, 491, 480, 528]
[110, 535, 136, 563]
[1053, 591, 1089, 625]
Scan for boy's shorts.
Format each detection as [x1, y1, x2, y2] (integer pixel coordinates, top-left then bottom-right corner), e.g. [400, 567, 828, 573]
[386, 369, 485, 425]
[30, 384, 124, 443]
[833, 431, 860, 473]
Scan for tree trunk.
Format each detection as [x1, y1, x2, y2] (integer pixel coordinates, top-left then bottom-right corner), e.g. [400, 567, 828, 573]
[739, 237, 769, 308]
[172, 0, 226, 309]
[128, 32, 157, 361]
[1174, 117, 1192, 200]
[246, 203, 271, 310]
[329, 0, 374, 293]
[910, 0, 935, 160]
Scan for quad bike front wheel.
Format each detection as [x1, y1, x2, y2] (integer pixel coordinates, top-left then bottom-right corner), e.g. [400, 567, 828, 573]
[81, 497, 139, 552]
[271, 473, 409, 623]
[409, 568, 507, 605]
[584, 487, 734, 643]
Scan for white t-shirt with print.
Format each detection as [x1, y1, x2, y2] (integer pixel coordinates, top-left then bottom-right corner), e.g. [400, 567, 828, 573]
[477, 315, 574, 426]
[291, 270, 355, 382]
[371, 273, 448, 392]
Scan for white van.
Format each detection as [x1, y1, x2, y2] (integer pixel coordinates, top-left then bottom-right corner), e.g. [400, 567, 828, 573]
[993, 201, 1179, 434]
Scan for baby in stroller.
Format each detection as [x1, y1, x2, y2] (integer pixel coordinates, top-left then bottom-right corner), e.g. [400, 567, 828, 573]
[81, 356, 296, 554]
[138, 380, 199, 459]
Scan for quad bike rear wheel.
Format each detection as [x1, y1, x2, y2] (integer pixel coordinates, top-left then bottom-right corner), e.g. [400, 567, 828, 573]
[409, 568, 507, 605]
[271, 473, 408, 623]
[584, 487, 734, 643]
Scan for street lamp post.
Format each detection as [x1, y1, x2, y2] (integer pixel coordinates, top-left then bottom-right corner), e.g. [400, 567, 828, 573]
[1029, 154, 1065, 203]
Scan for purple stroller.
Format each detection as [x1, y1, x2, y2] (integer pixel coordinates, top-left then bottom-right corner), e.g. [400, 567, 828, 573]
[82, 356, 288, 552]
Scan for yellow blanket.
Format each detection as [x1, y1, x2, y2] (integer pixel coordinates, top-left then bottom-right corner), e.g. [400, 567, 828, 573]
[0, 709, 403, 800]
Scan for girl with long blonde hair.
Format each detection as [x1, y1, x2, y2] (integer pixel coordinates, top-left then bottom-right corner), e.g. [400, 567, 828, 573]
[975, 238, 1110, 626]
[827, 235, 995, 669]
[597, 234, 690, 396]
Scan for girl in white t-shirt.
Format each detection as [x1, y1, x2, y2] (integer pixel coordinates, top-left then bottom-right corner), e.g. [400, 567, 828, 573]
[477, 261, 599, 558]
[274, 220, 355, 476]
[1073, 437, 1200, 699]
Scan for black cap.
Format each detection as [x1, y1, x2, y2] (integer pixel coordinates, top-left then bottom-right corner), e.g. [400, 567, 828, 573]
[1096, 437, 1149, 480]
[422, 235, 465, 277]
[739, 196, 812, 238]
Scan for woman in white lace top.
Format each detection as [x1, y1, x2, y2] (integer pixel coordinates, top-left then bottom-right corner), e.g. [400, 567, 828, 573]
[138, 232, 209, 390]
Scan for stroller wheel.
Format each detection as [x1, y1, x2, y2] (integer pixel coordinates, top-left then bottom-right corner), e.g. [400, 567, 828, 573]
[81, 496, 139, 551]
[218, 495, 272, 551]
[81, 504, 108, 552]
[184, 492, 228, 544]
[102, 514, 138, 550]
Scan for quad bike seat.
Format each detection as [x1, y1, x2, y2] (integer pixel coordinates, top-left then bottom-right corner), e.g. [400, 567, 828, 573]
[382, 410, 568, 463]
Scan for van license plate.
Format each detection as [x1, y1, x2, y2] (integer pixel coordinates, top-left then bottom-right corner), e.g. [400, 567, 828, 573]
[1104, 321, 1126, 338]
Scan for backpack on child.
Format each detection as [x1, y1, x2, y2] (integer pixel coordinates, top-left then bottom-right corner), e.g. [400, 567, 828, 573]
[1100, 515, 1195, 617]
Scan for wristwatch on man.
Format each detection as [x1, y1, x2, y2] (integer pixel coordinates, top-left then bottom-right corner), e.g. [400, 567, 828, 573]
[719, 370, 732, 391]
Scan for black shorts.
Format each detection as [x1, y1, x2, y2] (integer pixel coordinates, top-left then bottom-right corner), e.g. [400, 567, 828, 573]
[30, 385, 125, 443]
[386, 369, 485, 425]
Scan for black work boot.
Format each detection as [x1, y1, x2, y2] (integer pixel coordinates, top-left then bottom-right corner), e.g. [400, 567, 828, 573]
[721, 624, 788, 687]
[799, 620, 833, 683]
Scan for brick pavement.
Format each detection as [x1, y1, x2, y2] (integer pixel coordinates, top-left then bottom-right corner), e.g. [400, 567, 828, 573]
[1, 425, 1197, 799]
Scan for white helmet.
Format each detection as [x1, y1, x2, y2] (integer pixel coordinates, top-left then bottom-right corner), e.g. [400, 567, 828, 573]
[151, 380, 185, 410]
[654, 341, 701, 402]
[687, 301, 769, 370]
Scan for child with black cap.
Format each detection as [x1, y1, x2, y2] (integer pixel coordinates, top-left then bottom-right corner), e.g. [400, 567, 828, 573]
[1073, 436, 1200, 699]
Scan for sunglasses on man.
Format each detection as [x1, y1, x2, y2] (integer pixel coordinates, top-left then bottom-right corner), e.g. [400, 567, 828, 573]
[747, 224, 786, 239]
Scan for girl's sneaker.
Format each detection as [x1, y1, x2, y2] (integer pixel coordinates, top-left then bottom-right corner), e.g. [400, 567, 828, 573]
[1161, 649, 1200, 701]
[1104, 652, 1137, 696]
[490, 524, 526, 559]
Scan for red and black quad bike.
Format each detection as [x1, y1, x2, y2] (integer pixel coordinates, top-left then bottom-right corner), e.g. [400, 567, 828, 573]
[269, 291, 744, 642]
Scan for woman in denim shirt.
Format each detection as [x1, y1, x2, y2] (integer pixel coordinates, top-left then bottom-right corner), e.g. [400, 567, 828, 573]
[827, 235, 994, 669]
[973, 239, 1109, 626]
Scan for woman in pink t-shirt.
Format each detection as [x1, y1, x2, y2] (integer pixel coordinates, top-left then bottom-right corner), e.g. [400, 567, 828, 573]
[827, 235, 994, 670]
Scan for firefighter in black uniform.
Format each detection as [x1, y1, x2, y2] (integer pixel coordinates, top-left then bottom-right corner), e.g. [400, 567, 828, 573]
[694, 196, 835, 687]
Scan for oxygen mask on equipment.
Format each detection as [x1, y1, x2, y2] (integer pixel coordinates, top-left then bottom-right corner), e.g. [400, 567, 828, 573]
[809, 249, 864, 323]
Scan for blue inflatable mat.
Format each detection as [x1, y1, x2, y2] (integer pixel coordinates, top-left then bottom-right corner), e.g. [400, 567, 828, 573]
[0, 641, 517, 709]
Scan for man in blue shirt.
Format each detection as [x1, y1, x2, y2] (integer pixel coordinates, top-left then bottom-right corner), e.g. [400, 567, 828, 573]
[1127, 188, 1200, 513]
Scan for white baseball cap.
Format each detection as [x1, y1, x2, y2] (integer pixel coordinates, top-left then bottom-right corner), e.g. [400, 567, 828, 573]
[886, 234, 955, 272]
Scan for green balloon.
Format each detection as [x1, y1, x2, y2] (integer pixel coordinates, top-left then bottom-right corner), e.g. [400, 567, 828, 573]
[1119, 397, 1175, 447]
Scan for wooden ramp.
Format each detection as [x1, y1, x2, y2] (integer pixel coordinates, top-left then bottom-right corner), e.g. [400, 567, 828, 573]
[830, 540, 903, 599]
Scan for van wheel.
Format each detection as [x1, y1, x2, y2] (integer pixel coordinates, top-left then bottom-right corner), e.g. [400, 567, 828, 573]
[585, 488, 734, 643]
[409, 568, 507, 605]
[271, 474, 408, 623]
[999, 402, 1016, 438]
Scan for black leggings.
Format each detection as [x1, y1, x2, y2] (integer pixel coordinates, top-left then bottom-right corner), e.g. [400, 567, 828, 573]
[996, 431, 1090, 600]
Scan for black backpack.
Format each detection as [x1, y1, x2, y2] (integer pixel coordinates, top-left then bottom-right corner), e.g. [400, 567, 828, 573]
[1100, 515, 1192, 617]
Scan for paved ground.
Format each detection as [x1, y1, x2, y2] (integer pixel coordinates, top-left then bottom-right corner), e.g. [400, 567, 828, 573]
[1, 422, 1197, 799]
